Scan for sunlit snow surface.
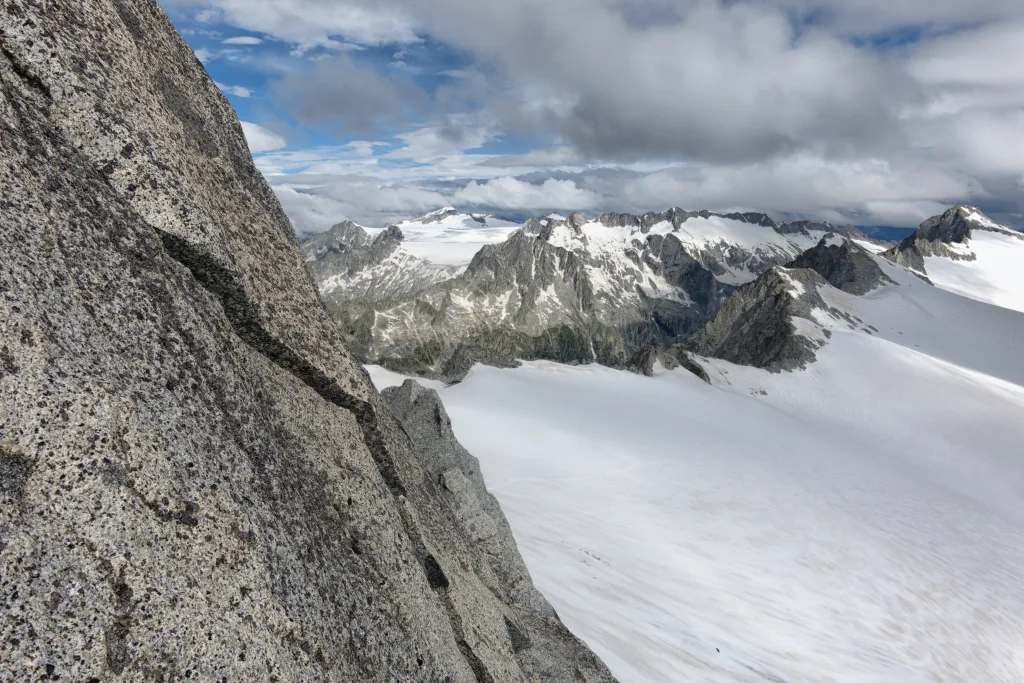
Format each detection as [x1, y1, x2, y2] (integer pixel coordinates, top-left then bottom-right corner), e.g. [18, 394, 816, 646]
[368, 260, 1024, 683]
[924, 230, 1024, 314]
[385, 212, 521, 266]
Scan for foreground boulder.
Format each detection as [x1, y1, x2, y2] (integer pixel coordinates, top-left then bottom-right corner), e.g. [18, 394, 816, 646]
[0, 2, 615, 681]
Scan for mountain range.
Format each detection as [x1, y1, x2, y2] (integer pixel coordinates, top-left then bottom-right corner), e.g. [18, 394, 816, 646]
[6, 2, 1023, 682]
[302, 206, 1000, 380]
[356, 204, 1024, 682]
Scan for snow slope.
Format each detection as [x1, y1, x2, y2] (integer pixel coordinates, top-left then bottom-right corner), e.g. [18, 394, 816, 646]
[368, 266, 1024, 683]
[923, 229, 1024, 314]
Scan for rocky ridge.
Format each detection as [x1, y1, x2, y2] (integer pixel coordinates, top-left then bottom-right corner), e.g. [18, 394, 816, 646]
[313, 208, 873, 380]
[884, 205, 1023, 275]
[683, 267, 838, 371]
[680, 234, 894, 372]
[789, 234, 896, 295]
[0, 2, 616, 681]
[405, 206, 518, 228]
[382, 381, 615, 681]
[304, 221, 459, 306]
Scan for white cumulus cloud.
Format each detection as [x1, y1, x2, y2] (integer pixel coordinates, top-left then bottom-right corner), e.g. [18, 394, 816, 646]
[215, 81, 252, 98]
[455, 177, 600, 211]
[240, 121, 287, 154]
[222, 35, 263, 45]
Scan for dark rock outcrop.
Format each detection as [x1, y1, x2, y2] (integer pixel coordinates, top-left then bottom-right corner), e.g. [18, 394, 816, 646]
[659, 348, 712, 384]
[686, 268, 837, 371]
[0, 2, 615, 681]
[788, 234, 895, 295]
[884, 205, 1023, 275]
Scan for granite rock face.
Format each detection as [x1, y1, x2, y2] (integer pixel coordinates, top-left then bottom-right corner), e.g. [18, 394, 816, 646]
[0, 2, 615, 681]
[382, 381, 617, 682]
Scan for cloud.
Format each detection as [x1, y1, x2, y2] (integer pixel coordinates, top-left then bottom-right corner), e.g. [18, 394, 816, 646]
[383, 124, 496, 160]
[454, 177, 601, 211]
[763, 0, 1024, 35]
[170, 0, 1024, 230]
[166, 0, 418, 49]
[620, 154, 977, 225]
[382, 0, 909, 164]
[240, 121, 287, 154]
[271, 182, 448, 230]
[270, 56, 429, 135]
[215, 81, 252, 98]
[476, 147, 585, 169]
[222, 35, 263, 45]
[900, 22, 1024, 181]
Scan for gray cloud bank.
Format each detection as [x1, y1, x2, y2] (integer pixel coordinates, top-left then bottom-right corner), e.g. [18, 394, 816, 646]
[169, 0, 1024, 229]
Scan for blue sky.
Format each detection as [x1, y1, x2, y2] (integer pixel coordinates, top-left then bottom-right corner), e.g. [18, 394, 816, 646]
[160, 0, 1024, 231]
[172, 13, 534, 160]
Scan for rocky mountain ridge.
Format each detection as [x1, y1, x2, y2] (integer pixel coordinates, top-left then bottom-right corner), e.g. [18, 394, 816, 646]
[308, 207, 894, 380]
[0, 2, 615, 681]
[305, 221, 460, 306]
[681, 234, 887, 372]
[884, 205, 1023, 276]
[407, 206, 519, 227]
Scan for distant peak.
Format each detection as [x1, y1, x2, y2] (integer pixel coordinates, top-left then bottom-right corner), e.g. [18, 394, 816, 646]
[953, 205, 1010, 232]
[378, 224, 405, 242]
[820, 232, 849, 248]
[409, 207, 466, 225]
[566, 212, 587, 233]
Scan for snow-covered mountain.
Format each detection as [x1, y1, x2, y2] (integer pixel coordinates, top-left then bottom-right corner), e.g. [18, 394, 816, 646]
[307, 207, 886, 379]
[303, 220, 459, 308]
[884, 205, 1024, 312]
[680, 234, 895, 372]
[305, 202, 1024, 682]
[367, 241, 1024, 683]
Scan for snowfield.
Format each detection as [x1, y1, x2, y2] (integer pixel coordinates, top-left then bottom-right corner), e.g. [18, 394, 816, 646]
[923, 229, 1024, 314]
[368, 257, 1024, 683]
[388, 209, 521, 266]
